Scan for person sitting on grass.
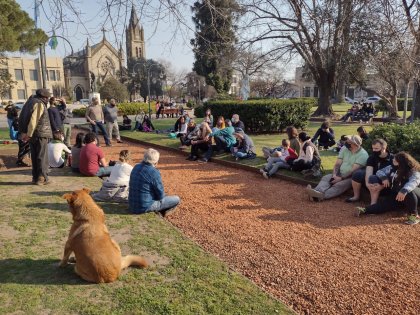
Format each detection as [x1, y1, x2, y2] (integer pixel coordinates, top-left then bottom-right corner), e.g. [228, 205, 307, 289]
[141, 115, 155, 132]
[79, 132, 113, 177]
[119, 115, 132, 130]
[346, 139, 393, 203]
[357, 126, 369, 141]
[93, 150, 133, 203]
[204, 108, 214, 127]
[311, 121, 335, 150]
[48, 131, 71, 168]
[290, 132, 319, 172]
[305, 135, 368, 201]
[71, 132, 85, 173]
[231, 130, 256, 161]
[231, 114, 245, 131]
[133, 110, 145, 131]
[174, 116, 188, 149]
[335, 135, 349, 153]
[129, 148, 180, 216]
[261, 139, 298, 179]
[212, 116, 226, 132]
[180, 118, 197, 148]
[186, 119, 213, 162]
[209, 119, 236, 154]
[355, 152, 420, 225]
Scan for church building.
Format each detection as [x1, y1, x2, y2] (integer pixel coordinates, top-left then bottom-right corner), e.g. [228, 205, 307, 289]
[64, 6, 145, 101]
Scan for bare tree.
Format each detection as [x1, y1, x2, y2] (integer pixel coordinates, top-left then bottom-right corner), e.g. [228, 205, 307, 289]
[241, 0, 366, 116]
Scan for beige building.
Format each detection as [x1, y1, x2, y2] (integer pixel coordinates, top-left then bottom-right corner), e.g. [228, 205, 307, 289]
[1, 56, 64, 101]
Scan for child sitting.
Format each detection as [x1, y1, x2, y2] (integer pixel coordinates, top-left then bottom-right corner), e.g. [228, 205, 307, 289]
[260, 139, 298, 179]
[48, 131, 71, 168]
[231, 130, 256, 160]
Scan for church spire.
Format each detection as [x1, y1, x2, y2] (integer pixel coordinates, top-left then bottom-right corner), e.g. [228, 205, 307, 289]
[126, 5, 146, 60]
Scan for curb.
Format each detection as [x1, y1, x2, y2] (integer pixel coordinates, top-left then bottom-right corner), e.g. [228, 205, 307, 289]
[76, 124, 319, 187]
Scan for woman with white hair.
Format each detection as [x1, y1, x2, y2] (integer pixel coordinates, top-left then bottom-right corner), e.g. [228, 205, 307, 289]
[129, 148, 180, 216]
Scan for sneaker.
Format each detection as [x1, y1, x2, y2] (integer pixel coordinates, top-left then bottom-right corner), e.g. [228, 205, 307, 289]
[16, 160, 30, 167]
[305, 185, 325, 201]
[404, 215, 420, 225]
[198, 158, 208, 163]
[345, 197, 360, 203]
[259, 168, 267, 174]
[186, 155, 197, 161]
[117, 140, 123, 143]
[355, 207, 366, 217]
[262, 172, 269, 179]
[159, 207, 177, 218]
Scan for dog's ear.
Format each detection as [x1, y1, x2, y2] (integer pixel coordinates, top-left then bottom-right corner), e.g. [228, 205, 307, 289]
[62, 193, 73, 203]
[82, 188, 91, 194]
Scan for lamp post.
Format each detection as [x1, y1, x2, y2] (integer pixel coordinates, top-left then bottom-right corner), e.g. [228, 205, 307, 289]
[133, 62, 163, 118]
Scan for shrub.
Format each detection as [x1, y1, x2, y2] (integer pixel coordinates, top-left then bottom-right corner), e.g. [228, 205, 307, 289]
[72, 102, 156, 117]
[202, 98, 316, 132]
[363, 120, 420, 160]
[378, 98, 413, 111]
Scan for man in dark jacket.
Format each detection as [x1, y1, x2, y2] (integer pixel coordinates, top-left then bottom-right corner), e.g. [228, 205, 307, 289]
[57, 98, 73, 147]
[18, 89, 53, 185]
[48, 97, 63, 134]
[311, 121, 335, 150]
[129, 148, 180, 216]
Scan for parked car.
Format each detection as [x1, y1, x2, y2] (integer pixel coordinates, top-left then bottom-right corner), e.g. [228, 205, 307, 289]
[366, 96, 381, 103]
[79, 99, 90, 106]
[14, 101, 26, 110]
[345, 97, 355, 104]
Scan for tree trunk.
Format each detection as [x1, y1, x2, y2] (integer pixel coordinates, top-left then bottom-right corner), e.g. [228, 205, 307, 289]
[412, 82, 420, 120]
[312, 80, 334, 116]
[336, 79, 345, 103]
[389, 94, 398, 118]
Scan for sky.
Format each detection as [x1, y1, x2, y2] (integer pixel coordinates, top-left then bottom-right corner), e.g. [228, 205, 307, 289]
[15, 0, 196, 72]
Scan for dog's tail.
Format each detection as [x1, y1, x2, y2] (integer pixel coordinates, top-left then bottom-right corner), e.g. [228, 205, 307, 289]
[121, 255, 148, 270]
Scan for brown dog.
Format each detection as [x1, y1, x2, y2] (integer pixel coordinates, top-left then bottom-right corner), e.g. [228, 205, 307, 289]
[61, 188, 147, 283]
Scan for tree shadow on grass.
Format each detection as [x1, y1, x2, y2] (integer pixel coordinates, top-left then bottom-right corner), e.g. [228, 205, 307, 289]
[0, 258, 89, 285]
[30, 190, 72, 197]
[27, 201, 131, 215]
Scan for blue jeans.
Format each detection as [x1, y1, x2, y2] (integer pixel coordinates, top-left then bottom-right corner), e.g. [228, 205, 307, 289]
[234, 151, 248, 159]
[7, 118, 14, 128]
[95, 166, 113, 177]
[91, 121, 110, 145]
[146, 195, 180, 213]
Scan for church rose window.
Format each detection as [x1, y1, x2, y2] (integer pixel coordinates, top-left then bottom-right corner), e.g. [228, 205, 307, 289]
[100, 58, 114, 74]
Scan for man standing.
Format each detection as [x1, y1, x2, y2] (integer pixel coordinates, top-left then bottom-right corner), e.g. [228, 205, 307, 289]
[57, 98, 73, 147]
[104, 99, 123, 144]
[48, 97, 63, 134]
[129, 148, 180, 216]
[85, 97, 111, 146]
[18, 89, 53, 185]
[306, 135, 368, 200]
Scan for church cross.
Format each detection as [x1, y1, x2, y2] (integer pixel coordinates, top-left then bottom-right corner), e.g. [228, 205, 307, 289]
[101, 27, 107, 40]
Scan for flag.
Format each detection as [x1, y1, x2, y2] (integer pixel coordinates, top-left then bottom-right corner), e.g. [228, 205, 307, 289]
[49, 33, 58, 50]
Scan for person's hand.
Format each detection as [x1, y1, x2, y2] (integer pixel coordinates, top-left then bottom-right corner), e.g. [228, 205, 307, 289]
[21, 133, 30, 142]
[382, 179, 390, 188]
[395, 192, 406, 202]
[331, 175, 342, 184]
[90, 121, 96, 125]
[191, 140, 196, 145]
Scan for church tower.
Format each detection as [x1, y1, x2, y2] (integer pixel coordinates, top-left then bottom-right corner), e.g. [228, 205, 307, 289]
[126, 5, 146, 60]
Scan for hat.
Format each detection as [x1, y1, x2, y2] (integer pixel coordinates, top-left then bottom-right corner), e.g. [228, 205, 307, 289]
[347, 135, 362, 147]
[36, 88, 50, 98]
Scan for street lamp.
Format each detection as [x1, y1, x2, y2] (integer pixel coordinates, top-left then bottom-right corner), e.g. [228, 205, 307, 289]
[132, 62, 163, 118]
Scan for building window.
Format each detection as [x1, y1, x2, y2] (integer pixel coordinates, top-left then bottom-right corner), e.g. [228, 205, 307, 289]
[29, 69, 38, 81]
[56, 70, 60, 81]
[17, 89, 26, 99]
[49, 70, 56, 81]
[313, 86, 319, 98]
[15, 69, 23, 81]
[136, 47, 139, 58]
[303, 87, 311, 97]
[32, 89, 37, 96]
[232, 76, 237, 84]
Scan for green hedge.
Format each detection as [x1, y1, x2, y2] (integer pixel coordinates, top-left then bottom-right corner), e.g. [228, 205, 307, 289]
[378, 98, 413, 111]
[72, 102, 156, 117]
[362, 120, 420, 160]
[197, 98, 316, 132]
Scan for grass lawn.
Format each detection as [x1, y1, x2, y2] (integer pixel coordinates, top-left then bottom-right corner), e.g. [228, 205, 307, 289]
[0, 170, 291, 314]
[120, 117, 373, 177]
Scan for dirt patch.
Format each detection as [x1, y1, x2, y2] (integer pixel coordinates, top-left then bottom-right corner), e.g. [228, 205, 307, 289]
[1, 131, 419, 314]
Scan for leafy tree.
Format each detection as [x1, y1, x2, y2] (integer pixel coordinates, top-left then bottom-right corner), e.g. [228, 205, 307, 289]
[0, 0, 48, 54]
[99, 77, 129, 102]
[0, 69, 16, 100]
[126, 58, 165, 101]
[191, 0, 238, 93]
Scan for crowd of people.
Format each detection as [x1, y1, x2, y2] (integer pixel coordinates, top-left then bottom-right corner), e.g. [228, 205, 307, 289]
[5, 92, 419, 225]
[341, 101, 376, 122]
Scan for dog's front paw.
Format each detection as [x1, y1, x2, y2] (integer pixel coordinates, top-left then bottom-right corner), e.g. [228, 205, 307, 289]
[58, 260, 68, 268]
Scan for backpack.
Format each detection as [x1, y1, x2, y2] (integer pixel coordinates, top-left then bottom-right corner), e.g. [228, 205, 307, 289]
[302, 142, 323, 177]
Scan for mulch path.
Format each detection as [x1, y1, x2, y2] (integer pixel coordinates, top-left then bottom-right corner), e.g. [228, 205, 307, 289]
[1, 134, 419, 315]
